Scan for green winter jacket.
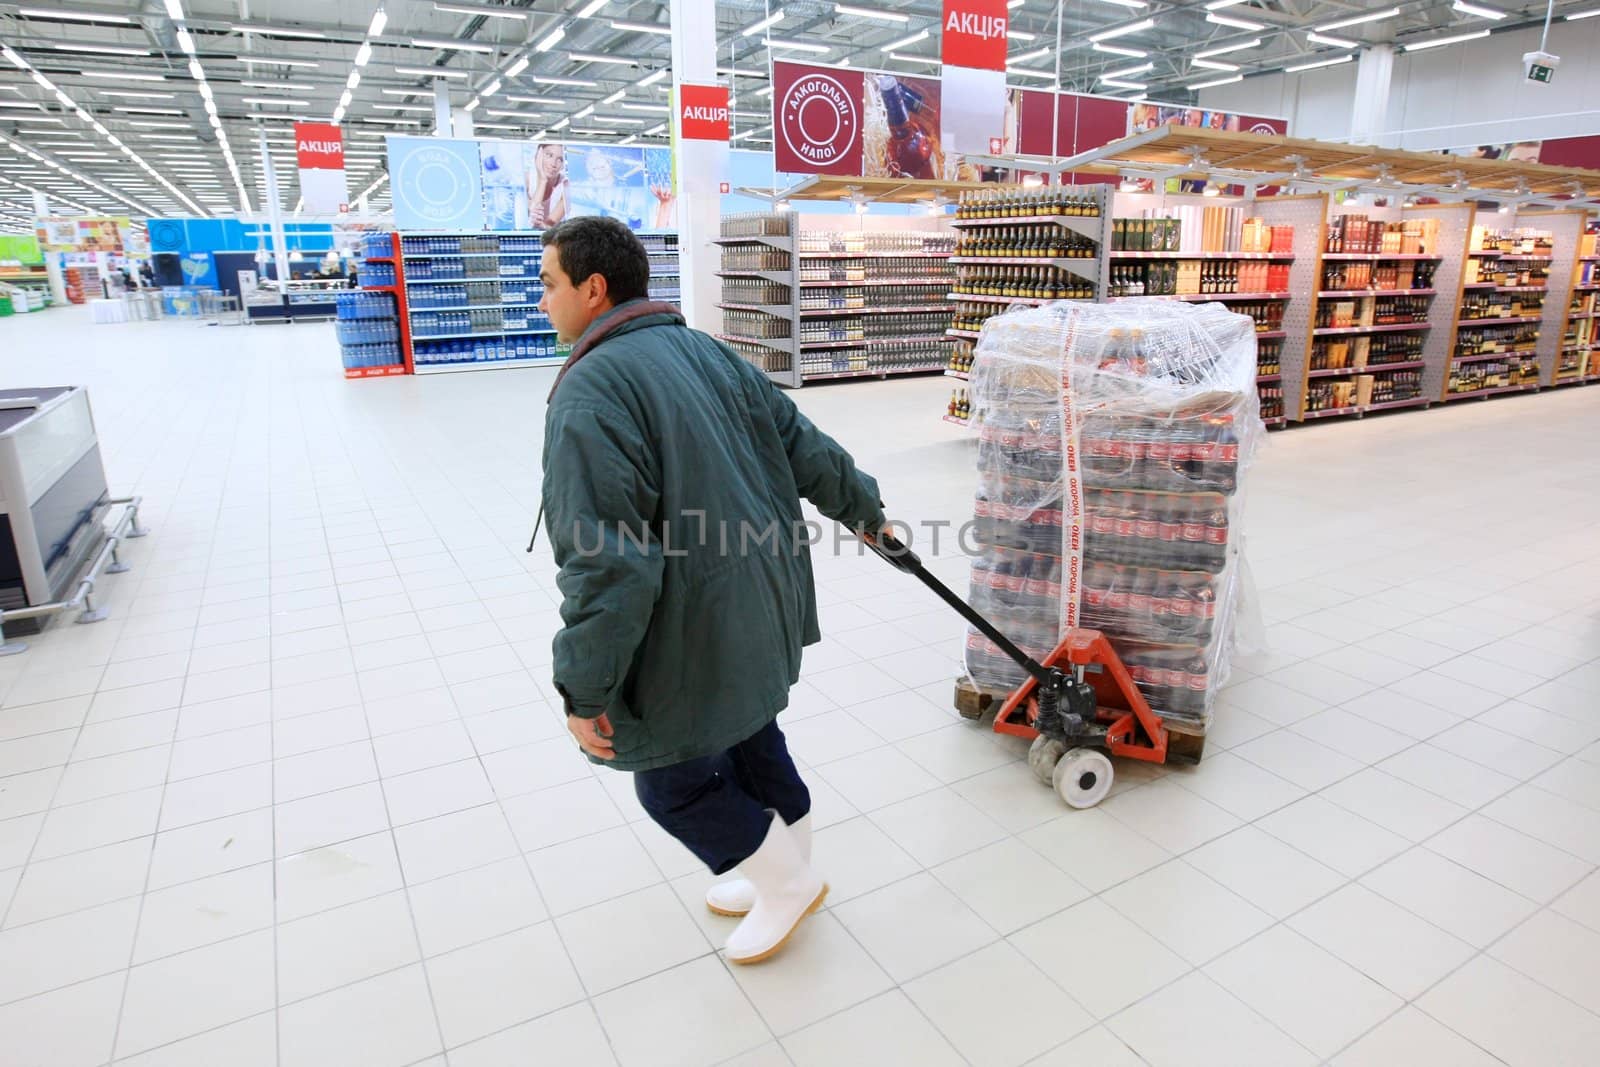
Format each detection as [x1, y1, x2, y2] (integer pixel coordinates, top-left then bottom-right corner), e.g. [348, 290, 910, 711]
[541, 300, 884, 771]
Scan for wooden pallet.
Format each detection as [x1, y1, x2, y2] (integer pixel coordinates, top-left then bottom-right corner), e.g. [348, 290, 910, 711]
[952, 674, 1207, 763]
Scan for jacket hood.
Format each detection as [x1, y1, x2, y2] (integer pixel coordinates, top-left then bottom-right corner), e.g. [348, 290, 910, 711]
[547, 299, 684, 400]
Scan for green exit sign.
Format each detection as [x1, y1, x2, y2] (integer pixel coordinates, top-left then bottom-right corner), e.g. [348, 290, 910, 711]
[1528, 64, 1555, 83]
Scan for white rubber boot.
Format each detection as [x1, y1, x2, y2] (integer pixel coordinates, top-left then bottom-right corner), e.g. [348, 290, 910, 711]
[706, 814, 812, 917]
[724, 814, 828, 965]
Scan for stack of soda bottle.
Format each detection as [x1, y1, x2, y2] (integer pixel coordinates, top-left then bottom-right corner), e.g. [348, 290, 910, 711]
[964, 301, 1262, 728]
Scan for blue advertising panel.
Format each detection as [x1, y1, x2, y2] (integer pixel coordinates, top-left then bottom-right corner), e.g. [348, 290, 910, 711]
[389, 136, 486, 231]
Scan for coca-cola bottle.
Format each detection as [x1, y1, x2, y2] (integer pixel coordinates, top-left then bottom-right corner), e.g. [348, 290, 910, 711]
[1183, 653, 1210, 717]
[1083, 562, 1112, 619]
[1202, 500, 1229, 570]
[1180, 496, 1209, 568]
[1157, 494, 1184, 556]
[1104, 565, 1132, 621]
[1192, 575, 1217, 643]
[1210, 414, 1240, 493]
[1110, 492, 1138, 562]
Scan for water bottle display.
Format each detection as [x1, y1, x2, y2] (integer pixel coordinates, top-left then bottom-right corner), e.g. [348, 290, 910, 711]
[363, 232, 395, 259]
[359, 261, 396, 287]
[336, 290, 402, 374]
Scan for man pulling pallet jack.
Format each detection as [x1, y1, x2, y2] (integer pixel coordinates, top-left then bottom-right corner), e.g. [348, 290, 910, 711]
[533, 217, 1168, 965]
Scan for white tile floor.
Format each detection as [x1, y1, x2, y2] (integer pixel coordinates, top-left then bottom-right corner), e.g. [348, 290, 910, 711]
[1, 305, 1598, 1066]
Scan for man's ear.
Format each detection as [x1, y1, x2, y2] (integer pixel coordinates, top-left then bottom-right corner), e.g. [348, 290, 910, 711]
[587, 271, 610, 306]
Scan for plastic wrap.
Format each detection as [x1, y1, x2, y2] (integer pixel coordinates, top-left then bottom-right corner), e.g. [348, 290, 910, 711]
[964, 299, 1265, 729]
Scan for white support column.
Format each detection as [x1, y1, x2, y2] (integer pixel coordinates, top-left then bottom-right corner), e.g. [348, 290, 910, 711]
[669, 0, 726, 333]
[451, 109, 475, 139]
[1349, 45, 1395, 148]
[432, 79, 452, 136]
[31, 191, 67, 306]
[258, 128, 291, 286]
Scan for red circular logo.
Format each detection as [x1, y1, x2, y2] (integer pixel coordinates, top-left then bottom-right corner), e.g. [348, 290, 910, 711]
[780, 74, 859, 167]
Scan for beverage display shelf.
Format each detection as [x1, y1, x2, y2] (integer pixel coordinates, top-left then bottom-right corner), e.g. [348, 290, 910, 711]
[1457, 315, 1543, 327]
[1108, 250, 1293, 260]
[1568, 311, 1597, 320]
[1580, 256, 1600, 262]
[800, 335, 949, 351]
[1179, 291, 1291, 302]
[716, 270, 794, 281]
[364, 256, 395, 264]
[1443, 383, 1540, 400]
[713, 235, 793, 249]
[1576, 285, 1600, 292]
[947, 293, 1047, 306]
[404, 277, 525, 286]
[1363, 396, 1431, 413]
[801, 304, 955, 316]
[363, 285, 402, 295]
[1302, 406, 1362, 419]
[946, 369, 970, 381]
[1468, 250, 1502, 256]
[413, 356, 563, 375]
[1263, 415, 1288, 427]
[953, 214, 1102, 227]
[719, 303, 793, 317]
[799, 252, 952, 260]
[1257, 373, 1282, 382]
[1552, 372, 1600, 385]
[1319, 253, 1442, 262]
[1463, 282, 1499, 289]
[411, 302, 540, 313]
[1496, 286, 1549, 293]
[1254, 331, 1288, 340]
[1453, 350, 1538, 363]
[404, 252, 529, 259]
[410, 327, 557, 341]
[1307, 367, 1361, 379]
[803, 363, 945, 381]
[943, 413, 971, 427]
[1306, 360, 1427, 378]
[802, 277, 950, 287]
[1497, 253, 1554, 261]
[343, 364, 407, 379]
[1311, 322, 1430, 337]
[950, 256, 1095, 267]
[1317, 288, 1437, 298]
[947, 328, 981, 340]
[716, 333, 792, 350]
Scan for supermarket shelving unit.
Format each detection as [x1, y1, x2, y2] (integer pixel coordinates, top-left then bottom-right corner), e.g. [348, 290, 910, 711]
[715, 210, 956, 389]
[1554, 239, 1600, 386]
[346, 231, 409, 379]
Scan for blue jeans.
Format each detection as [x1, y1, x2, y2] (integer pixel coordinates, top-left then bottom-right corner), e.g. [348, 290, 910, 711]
[633, 719, 810, 875]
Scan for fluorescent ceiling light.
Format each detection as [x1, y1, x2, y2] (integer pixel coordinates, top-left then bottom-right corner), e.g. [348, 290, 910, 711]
[1006, 66, 1056, 79]
[591, 115, 642, 124]
[602, 89, 624, 103]
[412, 37, 496, 52]
[550, 117, 569, 129]
[5, 116, 62, 123]
[569, 52, 635, 65]
[575, 0, 608, 17]
[484, 109, 543, 117]
[339, 89, 353, 107]
[1452, 1, 1506, 19]
[1102, 62, 1153, 78]
[1100, 78, 1147, 90]
[242, 97, 310, 106]
[380, 88, 426, 96]
[481, 77, 501, 94]
[765, 39, 829, 53]
[881, 29, 930, 50]
[1008, 30, 1037, 40]
[138, 133, 194, 139]
[1188, 73, 1243, 88]
[1011, 46, 1050, 63]
[1564, 8, 1600, 18]
[0, 102, 42, 110]
[620, 102, 668, 112]
[532, 75, 598, 86]
[1195, 37, 1260, 57]
[231, 24, 329, 39]
[1008, 0, 1023, 6]
[433, 2, 525, 18]
[1205, 0, 1249, 8]
[537, 25, 566, 51]
[241, 80, 316, 90]
[54, 44, 150, 56]
[1089, 18, 1154, 42]
[355, 42, 373, 67]
[127, 120, 192, 128]
[175, 26, 196, 52]
[113, 106, 184, 114]
[834, 4, 906, 22]
[19, 8, 134, 23]
[507, 94, 565, 104]
[97, 90, 177, 98]
[1095, 0, 1147, 8]
[505, 55, 529, 77]
[1191, 58, 1240, 70]
[347, 70, 361, 89]
[1206, 12, 1263, 29]
[887, 52, 941, 64]
[639, 69, 668, 86]
[611, 20, 671, 35]
[395, 66, 469, 78]
[82, 70, 165, 81]
[1316, 7, 1399, 31]
[1402, 28, 1490, 50]
[1306, 32, 1358, 48]
[1285, 53, 1354, 72]
[237, 57, 320, 68]
[1092, 43, 1147, 57]
[743, 9, 786, 36]
[369, 8, 388, 35]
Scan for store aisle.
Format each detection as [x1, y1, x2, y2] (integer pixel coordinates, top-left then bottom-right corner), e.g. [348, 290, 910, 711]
[1, 307, 1599, 1066]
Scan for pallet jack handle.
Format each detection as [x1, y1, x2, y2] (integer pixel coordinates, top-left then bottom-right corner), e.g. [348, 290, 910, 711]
[861, 530, 1064, 695]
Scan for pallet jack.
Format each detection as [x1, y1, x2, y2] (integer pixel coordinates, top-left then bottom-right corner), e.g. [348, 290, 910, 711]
[862, 531, 1176, 809]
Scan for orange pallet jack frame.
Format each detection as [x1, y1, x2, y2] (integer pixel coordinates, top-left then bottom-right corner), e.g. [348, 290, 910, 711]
[863, 531, 1170, 806]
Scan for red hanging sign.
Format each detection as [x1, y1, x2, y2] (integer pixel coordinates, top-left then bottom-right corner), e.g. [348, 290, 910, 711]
[941, 0, 1008, 73]
[773, 61, 864, 176]
[293, 122, 344, 170]
[679, 84, 731, 142]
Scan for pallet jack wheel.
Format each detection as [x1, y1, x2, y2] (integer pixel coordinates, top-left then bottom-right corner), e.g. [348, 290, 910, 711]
[1028, 735, 1067, 785]
[1053, 748, 1113, 809]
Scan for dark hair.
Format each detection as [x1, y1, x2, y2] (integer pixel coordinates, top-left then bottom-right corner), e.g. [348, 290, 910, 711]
[542, 216, 650, 304]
